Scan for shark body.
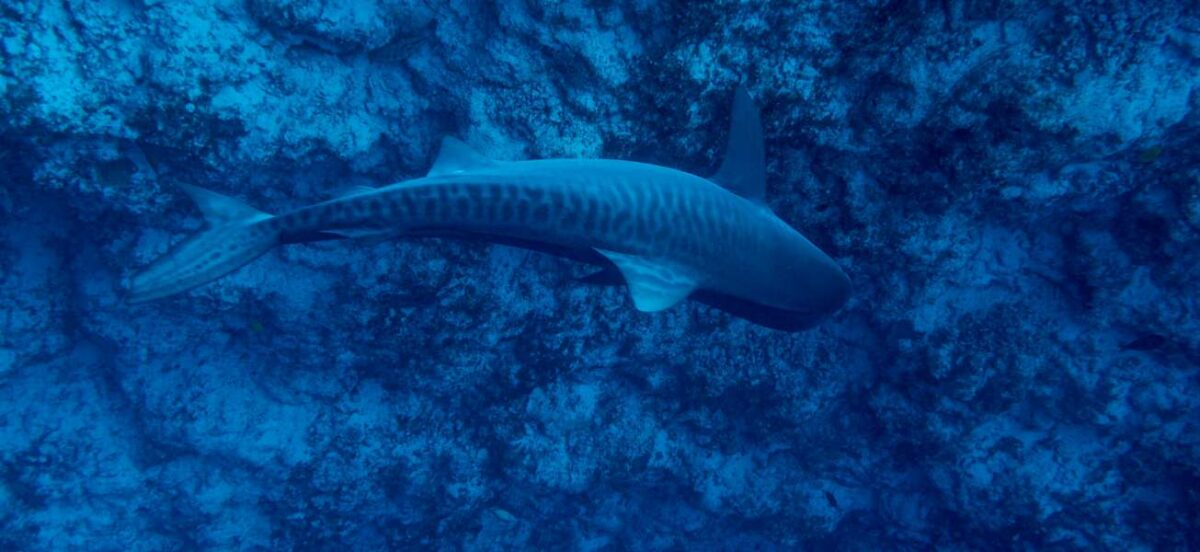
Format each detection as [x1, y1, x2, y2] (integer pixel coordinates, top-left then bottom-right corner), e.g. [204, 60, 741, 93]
[129, 89, 850, 330]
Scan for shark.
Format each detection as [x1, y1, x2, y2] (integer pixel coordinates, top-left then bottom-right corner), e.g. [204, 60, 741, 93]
[128, 88, 851, 330]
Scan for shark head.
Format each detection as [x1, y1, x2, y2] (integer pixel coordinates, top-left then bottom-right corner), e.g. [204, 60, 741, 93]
[798, 250, 852, 315]
[764, 221, 852, 317]
[707, 87, 851, 324]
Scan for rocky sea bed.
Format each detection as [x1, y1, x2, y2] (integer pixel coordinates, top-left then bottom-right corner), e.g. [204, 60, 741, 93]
[1, 1, 1198, 549]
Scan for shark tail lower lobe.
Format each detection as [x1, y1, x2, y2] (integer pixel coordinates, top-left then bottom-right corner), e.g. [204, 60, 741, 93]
[126, 185, 279, 304]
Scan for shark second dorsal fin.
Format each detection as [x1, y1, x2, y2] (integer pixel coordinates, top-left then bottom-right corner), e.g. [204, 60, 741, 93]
[428, 137, 497, 177]
[710, 86, 766, 202]
[595, 248, 697, 312]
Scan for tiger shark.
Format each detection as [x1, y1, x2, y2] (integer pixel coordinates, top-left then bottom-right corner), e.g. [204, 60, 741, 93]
[128, 88, 850, 330]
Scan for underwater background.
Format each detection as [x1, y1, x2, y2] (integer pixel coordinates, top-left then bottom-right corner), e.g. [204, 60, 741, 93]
[1, 0, 1198, 549]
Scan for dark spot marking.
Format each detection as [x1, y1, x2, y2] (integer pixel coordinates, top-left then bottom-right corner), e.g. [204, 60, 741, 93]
[673, 231, 687, 253]
[501, 202, 514, 222]
[533, 203, 550, 224]
[583, 198, 597, 233]
[486, 200, 498, 223]
[656, 219, 672, 241]
[612, 212, 630, 232]
[597, 208, 612, 236]
[621, 219, 637, 241]
[562, 210, 578, 228]
[320, 207, 336, 225]
[332, 204, 350, 225]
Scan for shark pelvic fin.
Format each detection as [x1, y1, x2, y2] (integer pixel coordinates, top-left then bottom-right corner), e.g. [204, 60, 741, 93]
[595, 249, 697, 312]
[710, 86, 766, 202]
[578, 266, 624, 287]
[179, 184, 270, 225]
[428, 137, 497, 177]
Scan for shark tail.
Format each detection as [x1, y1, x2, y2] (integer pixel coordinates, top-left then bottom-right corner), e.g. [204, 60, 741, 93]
[127, 185, 279, 304]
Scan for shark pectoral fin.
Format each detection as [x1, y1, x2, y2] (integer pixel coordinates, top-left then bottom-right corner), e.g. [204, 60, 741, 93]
[594, 249, 697, 312]
[428, 137, 497, 176]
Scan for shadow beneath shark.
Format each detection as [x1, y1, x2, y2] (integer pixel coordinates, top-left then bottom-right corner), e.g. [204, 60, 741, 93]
[310, 229, 826, 332]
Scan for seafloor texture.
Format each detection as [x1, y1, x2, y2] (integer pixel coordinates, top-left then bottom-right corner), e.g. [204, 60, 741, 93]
[1, 0, 1198, 549]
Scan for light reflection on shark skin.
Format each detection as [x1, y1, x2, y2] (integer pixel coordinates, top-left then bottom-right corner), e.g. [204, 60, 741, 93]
[128, 88, 850, 330]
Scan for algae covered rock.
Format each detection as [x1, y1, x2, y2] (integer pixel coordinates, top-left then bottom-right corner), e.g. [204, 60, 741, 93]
[1, 0, 1198, 549]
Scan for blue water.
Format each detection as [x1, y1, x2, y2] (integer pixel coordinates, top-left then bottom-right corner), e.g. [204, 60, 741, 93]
[2, 1, 1198, 549]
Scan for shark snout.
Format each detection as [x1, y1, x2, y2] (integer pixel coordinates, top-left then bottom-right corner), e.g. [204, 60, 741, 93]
[796, 248, 851, 316]
[824, 262, 852, 312]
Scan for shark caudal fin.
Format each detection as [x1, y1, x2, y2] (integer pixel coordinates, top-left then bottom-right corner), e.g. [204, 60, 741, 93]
[127, 185, 278, 304]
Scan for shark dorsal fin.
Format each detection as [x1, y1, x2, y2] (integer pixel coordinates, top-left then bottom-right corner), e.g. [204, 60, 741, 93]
[595, 248, 697, 312]
[710, 86, 766, 201]
[428, 137, 497, 177]
[178, 184, 268, 225]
